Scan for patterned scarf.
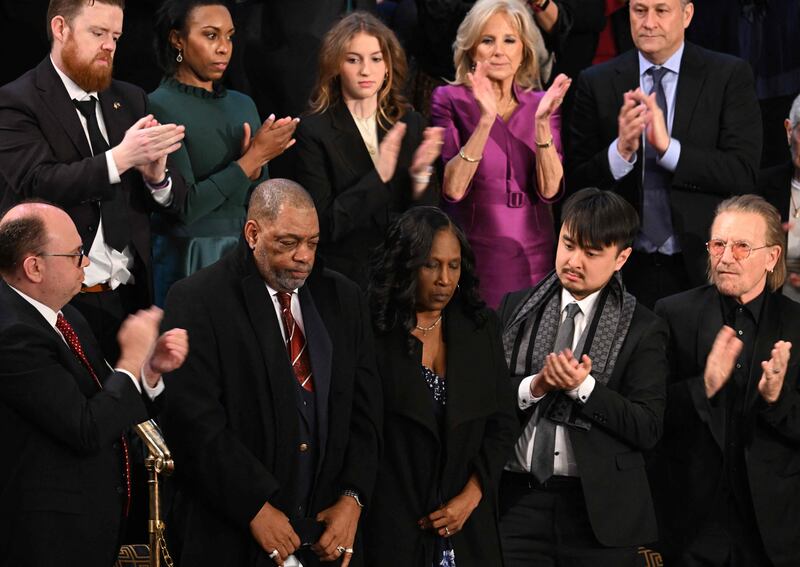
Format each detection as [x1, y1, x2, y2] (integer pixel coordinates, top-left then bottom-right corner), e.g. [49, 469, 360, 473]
[502, 270, 636, 429]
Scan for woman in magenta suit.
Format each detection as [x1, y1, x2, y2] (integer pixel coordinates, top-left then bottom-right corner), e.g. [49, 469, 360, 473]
[431, 0, 571, 308]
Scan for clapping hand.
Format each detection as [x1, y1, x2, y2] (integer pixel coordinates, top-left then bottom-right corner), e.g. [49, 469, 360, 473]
[535, 73, 571, 122]
[376, 121, 407, 183]
[468, 61, 497, 122]
[758, 341, 792, 403]
[703, 326, 743, 399]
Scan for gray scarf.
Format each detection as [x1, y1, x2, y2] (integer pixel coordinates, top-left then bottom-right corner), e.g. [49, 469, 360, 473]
[502, 270, 636, 429]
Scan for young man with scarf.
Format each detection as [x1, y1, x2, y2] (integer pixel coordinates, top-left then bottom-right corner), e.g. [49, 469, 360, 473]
[496, 187, 669, 567]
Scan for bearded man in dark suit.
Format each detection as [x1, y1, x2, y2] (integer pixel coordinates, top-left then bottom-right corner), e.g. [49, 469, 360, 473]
[0, 0, 187, 362]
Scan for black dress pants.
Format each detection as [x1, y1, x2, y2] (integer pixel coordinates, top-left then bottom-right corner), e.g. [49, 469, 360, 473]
[499, 471, 638, 567]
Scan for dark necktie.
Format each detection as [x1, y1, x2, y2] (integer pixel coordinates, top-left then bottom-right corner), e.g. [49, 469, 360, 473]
[530, 302, 581, 483]
[277, 292, 314, 392]
[641, 66, 675, 248]
[56, 313, 131, 515]
[73, 97, 130, 251]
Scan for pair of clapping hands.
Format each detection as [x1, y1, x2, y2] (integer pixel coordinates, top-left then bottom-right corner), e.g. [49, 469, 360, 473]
[616, 87, 671, 162]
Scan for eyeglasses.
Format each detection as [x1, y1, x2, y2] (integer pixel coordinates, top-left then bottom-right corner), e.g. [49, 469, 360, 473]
[38, 248, 86, 266]
[705, 239, 770, 260]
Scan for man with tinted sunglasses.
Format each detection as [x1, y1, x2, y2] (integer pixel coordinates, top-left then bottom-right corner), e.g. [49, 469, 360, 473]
[653, 195, 800, 566]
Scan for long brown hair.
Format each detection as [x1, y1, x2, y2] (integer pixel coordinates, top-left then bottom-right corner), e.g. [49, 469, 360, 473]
[308, 11, 410, 130]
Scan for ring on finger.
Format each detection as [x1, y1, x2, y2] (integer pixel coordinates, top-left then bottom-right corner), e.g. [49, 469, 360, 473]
[345, 548, 354, 554]
[268, 549, 280, 559]
[336, 546, 346, 554]
[444, 526, 451, 536]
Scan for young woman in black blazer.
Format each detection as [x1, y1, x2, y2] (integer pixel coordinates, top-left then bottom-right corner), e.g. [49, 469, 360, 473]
[293, 12, 443, 288]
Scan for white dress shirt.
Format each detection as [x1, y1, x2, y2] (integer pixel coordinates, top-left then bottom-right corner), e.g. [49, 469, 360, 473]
[506, 287, 602, 476]
[9, 284, 163, 399]
[50, 57, 172, 289]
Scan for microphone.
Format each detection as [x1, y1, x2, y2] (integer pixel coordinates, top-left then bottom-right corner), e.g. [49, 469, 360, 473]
[135, 419, 174, 475]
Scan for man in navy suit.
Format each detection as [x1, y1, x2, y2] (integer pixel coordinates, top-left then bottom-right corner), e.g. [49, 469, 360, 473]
[568, 0, 762, 309]
[0, 0, 187, 362]
[0, 202, 188, 566]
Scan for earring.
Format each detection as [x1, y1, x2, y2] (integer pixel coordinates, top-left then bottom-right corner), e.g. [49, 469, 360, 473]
[470, 62, 476, 72]
[176, 49, 183, 63]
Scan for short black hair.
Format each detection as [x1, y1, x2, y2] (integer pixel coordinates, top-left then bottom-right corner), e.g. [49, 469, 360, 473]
[154, 0, 228, 76]
[0, 214, 48, 275]
[560, 188, 639, 251]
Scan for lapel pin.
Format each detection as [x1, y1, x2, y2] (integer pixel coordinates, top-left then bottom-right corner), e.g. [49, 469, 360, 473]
[113, 102, 121, 110]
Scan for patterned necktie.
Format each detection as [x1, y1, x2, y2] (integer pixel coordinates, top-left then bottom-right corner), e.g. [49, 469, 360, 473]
[530, 302, 581, 483]
[55, 313, 131, 515]
[72, 97, 130, 251]
[276, 292, 314, 392]
[641, 66, 674, 247]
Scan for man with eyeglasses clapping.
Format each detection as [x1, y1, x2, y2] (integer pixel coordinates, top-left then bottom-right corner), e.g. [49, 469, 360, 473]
[652, 194, 800, 567]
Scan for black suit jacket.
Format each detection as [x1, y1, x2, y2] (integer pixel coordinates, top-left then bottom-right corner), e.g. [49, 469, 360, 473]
[497, 288, 669, 547]
[160, 241, 382, 567]
[0, 280, 154, 566]
[363, 302, 518, 566]
[653, 286, 800, 566]
[759, 161, 793, 222]
[568, 43, 762, 285]
[0, 57, 187, 303]
[292, 102, 437, 288]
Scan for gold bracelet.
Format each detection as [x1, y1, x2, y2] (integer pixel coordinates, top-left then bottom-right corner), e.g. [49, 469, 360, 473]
[535, 136, 554, 149]
[458, 147, 482, 163]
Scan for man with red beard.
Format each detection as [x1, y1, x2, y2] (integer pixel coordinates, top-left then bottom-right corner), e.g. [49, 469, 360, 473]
[0, 0, 187, 364]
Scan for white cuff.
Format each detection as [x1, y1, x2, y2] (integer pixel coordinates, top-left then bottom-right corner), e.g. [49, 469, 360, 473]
[117, 367, 164, 401]
[608, 139, 636, 181]
[105, 150, 121, 184]
[565, 374, 596, 403]
[146, 178, 174, 206]
[518, 374, 545, 409]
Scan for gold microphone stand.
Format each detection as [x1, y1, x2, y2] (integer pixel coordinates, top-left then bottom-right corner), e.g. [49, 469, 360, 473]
[137, 420, 175, 567]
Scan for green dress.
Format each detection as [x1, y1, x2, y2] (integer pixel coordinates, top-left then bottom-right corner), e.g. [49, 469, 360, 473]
[148, 77, 268, 305]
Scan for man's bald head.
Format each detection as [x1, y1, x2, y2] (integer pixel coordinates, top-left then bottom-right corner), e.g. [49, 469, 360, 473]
[247, 178, 316, 223]
[0, 203, 63, 277]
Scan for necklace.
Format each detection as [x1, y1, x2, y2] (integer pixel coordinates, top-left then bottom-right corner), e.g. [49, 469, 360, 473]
[791, 184, 800, 219]
[415, 314, 443, 336]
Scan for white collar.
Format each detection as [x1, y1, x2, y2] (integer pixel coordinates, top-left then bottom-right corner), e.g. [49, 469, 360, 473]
[638, 42, 685, 78]
[560, 286, 602, 320]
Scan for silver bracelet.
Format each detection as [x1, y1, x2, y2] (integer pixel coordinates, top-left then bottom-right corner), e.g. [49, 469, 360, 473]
[342, 489, 364, 508]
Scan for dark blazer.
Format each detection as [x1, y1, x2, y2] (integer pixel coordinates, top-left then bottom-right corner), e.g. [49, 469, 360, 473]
[653, 286, 800, 566]
[0, 280, 153, 566]
[363, 302, 518, 566]
[160, 241, 382, 567]
[292, 102, 437, 288]
[759, 161, 793, 222]
[0, 57, 187, 303]
[497, 288, 669, 547]
[568, 43, 762, 286]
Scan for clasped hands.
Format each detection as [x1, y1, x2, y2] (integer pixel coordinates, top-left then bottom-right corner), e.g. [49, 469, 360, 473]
[530, 348, 592, 398]
[250, 497, 361, 567]
[112, 115, 185, 184]
[616, 87, 670, 162]
[418, 473, 482, 539]
[704, 325, 792, 404]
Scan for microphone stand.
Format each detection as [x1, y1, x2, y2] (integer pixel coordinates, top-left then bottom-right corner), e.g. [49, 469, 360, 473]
[136, 420, 175, 567]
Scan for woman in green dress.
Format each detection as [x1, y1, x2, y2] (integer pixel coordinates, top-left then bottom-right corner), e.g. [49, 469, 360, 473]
[149, 0, 297, 304]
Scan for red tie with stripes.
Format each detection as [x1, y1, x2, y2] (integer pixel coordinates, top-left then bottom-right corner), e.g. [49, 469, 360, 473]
[276, 292, 314, 392]
[55, 313, 132, 515]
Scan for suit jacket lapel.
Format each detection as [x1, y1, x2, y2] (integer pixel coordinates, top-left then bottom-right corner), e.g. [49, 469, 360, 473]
[34, 58, 93, 159]
[671, 43, 707, 142]
[696, 288, 727, 449]
[98, 90, 126, 147]
[329, 102, 377, 180]
[240, 271, 298, 455]
[298, 283, 332, 473]
[745, 293, 781, 411]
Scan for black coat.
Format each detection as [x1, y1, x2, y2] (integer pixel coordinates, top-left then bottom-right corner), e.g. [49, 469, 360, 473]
[758, 161, 793, 222]
[567, 42, 762, 286]
[497, 288, 669, 547]
[292, 102, 437, 288]
[0, 281, 155, 566]
[160, 241, 382, 567]
[363, 301, 518, 566]
[653, 286, 800, 566]
[0, 57, 187, 304]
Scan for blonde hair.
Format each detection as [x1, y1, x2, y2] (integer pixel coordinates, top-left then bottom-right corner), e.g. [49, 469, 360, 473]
[710, 195, 786, 291]
[308, 11, 410, 130]
[451, 0, 543, 90]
